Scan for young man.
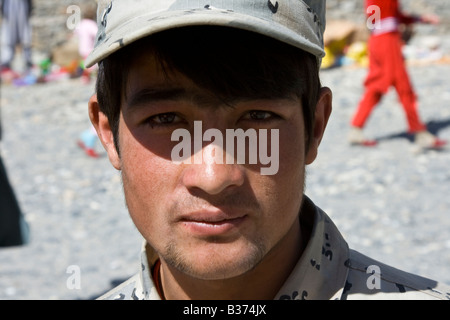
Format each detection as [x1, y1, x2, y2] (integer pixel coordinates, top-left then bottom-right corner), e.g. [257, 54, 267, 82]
[86, 0, 449, 300]
[349, 0, 446, 149]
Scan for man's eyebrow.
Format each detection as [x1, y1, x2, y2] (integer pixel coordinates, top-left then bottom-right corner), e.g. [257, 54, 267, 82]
[126, 86, 296, 110]
[126, 86, 239, 110]
[126, 87, 188, 109]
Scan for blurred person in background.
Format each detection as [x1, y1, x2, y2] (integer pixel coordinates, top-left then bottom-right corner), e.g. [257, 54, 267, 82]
[74, 4, 100, 158]
[0, 0, 33, 77]
[0, 107, 29, 247]
[349, 0, 446, 149]
[74, 3, 98, 82]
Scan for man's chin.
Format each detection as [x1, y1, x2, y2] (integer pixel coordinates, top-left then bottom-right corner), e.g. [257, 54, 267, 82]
[162, 241, 266, 280]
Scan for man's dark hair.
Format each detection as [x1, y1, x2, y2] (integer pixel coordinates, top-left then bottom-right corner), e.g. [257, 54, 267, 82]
[95, 26, 322, 154]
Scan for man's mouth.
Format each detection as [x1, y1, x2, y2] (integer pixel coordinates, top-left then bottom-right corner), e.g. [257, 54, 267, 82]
[179, 210, 248, 236]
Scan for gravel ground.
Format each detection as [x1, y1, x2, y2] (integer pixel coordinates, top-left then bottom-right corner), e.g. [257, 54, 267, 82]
[1, 58, 449, 300]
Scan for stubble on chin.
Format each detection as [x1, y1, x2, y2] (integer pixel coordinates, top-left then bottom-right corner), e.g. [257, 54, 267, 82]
[159, 236, 267, 281]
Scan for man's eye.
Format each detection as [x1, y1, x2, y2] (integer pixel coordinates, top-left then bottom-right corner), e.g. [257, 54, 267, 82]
[145, 113, 181, 128]
[145, 112, 182, 128]
[153, 113, 177, 124]
[248, 111, 276, 121]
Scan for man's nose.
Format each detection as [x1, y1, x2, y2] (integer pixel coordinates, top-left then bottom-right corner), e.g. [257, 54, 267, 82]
[181, 143, 245, 195]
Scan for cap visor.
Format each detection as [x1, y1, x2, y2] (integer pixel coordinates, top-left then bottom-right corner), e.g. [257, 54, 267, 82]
[85, 9, 324, 67]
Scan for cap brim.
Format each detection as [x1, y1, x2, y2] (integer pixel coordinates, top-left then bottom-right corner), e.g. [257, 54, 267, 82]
[85, 9, 324, 68]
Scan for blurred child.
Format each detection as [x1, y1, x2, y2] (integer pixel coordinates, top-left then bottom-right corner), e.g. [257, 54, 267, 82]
[75, 5, 100, 158]
[349, 0, 446, 149]
[74, 5, 98, 82]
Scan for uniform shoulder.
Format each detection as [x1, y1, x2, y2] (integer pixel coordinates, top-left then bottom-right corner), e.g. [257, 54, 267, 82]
[343, 249, 450, 300]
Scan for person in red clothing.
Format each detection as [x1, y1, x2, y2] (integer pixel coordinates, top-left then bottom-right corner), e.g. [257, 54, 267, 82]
[349, 0, 446, 149]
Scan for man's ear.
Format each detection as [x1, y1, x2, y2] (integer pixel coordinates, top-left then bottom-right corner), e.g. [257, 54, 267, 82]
[88, 94, 121, 170]
[306, 87, 332, 165]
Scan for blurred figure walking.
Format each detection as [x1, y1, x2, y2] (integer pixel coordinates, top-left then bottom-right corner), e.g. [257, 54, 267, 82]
[349, 0, 446, 149]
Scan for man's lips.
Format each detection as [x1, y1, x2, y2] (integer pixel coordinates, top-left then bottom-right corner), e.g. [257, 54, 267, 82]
[179, 209, 247, 223]
[178, 210, 248, 236]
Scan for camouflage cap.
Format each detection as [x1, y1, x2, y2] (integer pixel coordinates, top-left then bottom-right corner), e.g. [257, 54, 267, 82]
[85, 0, 326, 68]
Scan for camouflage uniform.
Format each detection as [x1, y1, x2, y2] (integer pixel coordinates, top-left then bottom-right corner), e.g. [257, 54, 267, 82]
[99, 197, 450, 300]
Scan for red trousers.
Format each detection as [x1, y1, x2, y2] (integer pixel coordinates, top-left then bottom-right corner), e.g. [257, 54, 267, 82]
[351, 32, 426, 133]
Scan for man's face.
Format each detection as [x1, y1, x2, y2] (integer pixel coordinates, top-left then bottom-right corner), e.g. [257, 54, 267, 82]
[92, 50, 329, 281]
